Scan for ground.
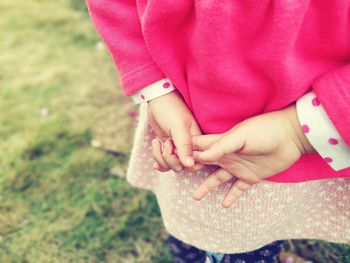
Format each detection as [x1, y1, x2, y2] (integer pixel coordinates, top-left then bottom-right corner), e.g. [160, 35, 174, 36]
[0, 0, 170, 262]
[0, 0, 348, 262]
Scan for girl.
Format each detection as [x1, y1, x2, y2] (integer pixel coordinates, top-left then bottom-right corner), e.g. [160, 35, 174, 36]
[87, 1, 350, 262]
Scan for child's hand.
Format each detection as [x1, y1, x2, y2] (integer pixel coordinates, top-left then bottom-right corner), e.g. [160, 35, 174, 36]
[148, 90, 203, 172]
[191, 104, 315, 207]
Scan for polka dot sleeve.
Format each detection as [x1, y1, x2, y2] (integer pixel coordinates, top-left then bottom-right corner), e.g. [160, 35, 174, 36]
[131, 78, 175, 104]
[296, 91, 350, 171]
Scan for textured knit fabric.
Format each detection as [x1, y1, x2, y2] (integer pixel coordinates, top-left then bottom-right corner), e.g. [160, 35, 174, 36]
[87, 0, 350, 182]
[126, 104, 350, 254]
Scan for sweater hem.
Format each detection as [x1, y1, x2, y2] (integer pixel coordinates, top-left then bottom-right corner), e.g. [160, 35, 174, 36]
[121, 61, 165, 96]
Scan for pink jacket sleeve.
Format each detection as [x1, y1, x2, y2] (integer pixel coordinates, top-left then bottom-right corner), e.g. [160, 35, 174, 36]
[312, 65, 350, 147]
[86, 0, 165, 96]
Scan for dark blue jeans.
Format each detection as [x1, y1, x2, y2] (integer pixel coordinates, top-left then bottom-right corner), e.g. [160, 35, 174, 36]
[167, 235, 283, 263]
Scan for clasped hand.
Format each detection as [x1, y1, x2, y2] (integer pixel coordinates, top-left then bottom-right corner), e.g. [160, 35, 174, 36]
[149, 92, 314, 208]
[191, 105, 315, 207]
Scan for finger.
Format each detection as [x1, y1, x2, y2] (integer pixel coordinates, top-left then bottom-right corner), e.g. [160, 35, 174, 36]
[152, 162, 169, 172]
[186, 163, 205, 172]
[196, 131, 245, 163]
[162, 139, 184, 172]
[192, 150, 218, 165]
[191, 134, 224, 151]
[172, 147, 206, 163]
[169, 144, 204, 171]
[222, 180, 251, 208]
[230, 163, 261, 185]
[148, 114, 168, 140]
[189, 121, 203, 136]
[192, 168, 233, 200]
[171, 124, 195, 167]
[187, 122, 211, 172]
[151, 139, 170, 172]
[237, 171, 261, 185]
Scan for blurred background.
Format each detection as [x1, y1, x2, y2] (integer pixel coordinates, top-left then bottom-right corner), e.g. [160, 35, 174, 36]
[0, 0, 349, 262]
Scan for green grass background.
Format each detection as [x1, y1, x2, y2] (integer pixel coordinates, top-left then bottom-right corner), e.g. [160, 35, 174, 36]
[0, 0, 170, 262]
[0, 0, 349, 262]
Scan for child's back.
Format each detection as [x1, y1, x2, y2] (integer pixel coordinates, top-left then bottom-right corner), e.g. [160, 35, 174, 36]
[88, 0, 350, 254]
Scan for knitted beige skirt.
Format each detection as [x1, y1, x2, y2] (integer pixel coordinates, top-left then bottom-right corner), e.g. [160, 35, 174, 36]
[126, 104, 350, 254]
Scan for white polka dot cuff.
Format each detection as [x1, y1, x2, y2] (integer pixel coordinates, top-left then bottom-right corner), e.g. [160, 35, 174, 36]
[296, 91, 350, 171]
[131, 78, 175, 104]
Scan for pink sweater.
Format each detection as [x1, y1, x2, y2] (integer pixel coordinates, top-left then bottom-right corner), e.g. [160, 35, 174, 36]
[87, 0, 350, 182]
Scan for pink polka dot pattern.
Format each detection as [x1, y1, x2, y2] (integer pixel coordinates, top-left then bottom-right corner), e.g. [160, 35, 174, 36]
[328, 138, 339, 145]
[163, 82, 171, 89]
[297, 91, 350, 171]
[324, 157, 333, 163]
[302, 124, 310, 134]
[311, 97, 320, 106]
[131, 78, 175, 104]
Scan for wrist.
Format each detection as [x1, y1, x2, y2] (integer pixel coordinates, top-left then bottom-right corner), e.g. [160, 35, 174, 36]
[148, 89, 178, 106]
[284, 104, 316, 155]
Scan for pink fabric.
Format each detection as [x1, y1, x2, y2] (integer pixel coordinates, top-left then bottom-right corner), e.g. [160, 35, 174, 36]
[87, 0, 350, 182]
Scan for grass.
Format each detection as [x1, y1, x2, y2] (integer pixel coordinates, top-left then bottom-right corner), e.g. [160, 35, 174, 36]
[0, 0, 170, 262]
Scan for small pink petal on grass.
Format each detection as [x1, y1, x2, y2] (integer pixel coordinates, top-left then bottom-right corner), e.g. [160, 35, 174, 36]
[96, 41, 105, 52]
[40, 108, 49, 117]
[123, 102, 138, 119]
[127, 110, 137, 118]
[91, 140, 102, 148]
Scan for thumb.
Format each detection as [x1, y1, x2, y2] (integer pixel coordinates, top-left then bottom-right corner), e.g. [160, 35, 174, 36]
[189, 121, 202, 136]
[191, 134, 224, 151]
[171, 123, 195, 167]
[197, 130, 245, 163]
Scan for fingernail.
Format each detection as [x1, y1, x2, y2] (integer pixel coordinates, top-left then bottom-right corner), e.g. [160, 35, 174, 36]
[192, 193, 200, 200]
[192, 189, 204, 200]
[222, 202, 231, 208]
[175, 166, 184, 172]
[186, 156, 194, 166]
